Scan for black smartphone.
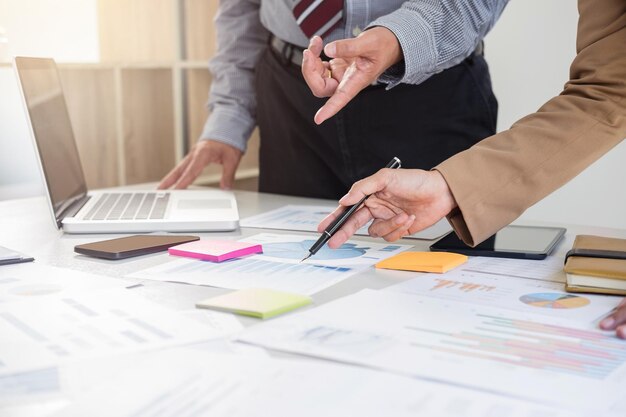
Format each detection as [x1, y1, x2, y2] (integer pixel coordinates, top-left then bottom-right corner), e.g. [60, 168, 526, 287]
[75, 235, 200, 260]
[430, 225, 566, 260]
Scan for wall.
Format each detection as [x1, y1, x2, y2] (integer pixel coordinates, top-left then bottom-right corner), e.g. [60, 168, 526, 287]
[484, 0, 626, 229]
[0, 0, 99, 199]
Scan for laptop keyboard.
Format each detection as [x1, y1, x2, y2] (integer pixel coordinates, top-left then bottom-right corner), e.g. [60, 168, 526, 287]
[83, 193, 170, 221]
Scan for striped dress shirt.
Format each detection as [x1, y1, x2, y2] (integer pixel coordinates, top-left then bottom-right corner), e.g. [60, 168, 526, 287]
[202, 0, 509, 152]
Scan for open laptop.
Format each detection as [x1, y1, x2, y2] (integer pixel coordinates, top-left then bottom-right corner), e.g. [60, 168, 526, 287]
[13, 57, 239, 234]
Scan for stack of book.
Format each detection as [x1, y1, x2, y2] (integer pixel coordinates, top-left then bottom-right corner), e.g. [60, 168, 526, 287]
[565, 235, 626, 295]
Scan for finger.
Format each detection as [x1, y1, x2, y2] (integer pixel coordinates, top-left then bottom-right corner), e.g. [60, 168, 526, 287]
[368, 212, 408, 239]
[308, 36, 324, 57]
[302, 50, 338, 98]
[327, 207, 374, 249]
[173, 158, 204, 189]
[617, 324, 626, 339]
[317, 205, 345, 232]
[599, 305, 626, 330]
[314, 67, 373, 124]
[158, 157, 191, 189]
[338, 169, 393, 206]
[324, 38, 365, 59]
[220, 156, 239, 190]
[381, 215, 415, 242]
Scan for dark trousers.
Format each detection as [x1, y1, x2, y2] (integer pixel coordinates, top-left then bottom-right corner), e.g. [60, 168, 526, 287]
[255, 46, 498, 200]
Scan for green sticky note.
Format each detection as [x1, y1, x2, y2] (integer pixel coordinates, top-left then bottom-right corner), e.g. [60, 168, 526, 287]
[196, 288, 312, 319]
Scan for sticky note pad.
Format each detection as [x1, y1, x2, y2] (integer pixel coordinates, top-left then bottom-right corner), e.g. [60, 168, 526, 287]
[168, 240, 262, 262]
[375, 251, 468, 273]
[196, 288, 312, 319]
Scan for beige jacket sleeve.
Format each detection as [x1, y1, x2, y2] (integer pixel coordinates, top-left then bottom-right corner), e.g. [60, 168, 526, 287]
[435, 0, 626, 246]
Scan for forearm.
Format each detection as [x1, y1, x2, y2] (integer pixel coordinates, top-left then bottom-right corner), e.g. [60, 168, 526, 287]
[368, 0, 508, 87]
[435, 0, 626, 246]
[203, 0, 269, 151]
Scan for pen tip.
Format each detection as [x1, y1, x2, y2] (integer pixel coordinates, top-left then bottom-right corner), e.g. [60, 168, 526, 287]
[300, 253, 311, 263]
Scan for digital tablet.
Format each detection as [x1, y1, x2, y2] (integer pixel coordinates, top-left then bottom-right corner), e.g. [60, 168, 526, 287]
[430, 225, 566, 260]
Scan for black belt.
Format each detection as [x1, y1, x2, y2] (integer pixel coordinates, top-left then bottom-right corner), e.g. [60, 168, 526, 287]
[270, 34, 484, 68]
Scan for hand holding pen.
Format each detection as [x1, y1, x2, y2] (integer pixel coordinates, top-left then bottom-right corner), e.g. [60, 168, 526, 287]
[301, 157, 402, 262]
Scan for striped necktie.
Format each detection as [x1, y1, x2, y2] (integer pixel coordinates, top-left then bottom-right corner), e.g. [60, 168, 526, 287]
[293, 0, 343, 39]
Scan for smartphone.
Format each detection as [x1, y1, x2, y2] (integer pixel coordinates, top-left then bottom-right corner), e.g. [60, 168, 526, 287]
[75, 235, 200, 260]
[430, 225, 566, 260]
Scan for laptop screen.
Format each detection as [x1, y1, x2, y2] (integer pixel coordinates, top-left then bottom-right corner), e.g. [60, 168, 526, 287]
[14, 57, 87, 224]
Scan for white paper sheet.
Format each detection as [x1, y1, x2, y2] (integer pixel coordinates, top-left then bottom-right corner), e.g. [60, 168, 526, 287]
[239, 289, 626, 412]
[240, 205, 452, 240]
[51, 349, 585, 417]
[386, 261, 620, 323]
[128, 233, 411, 295]
[0, 262, 129, 304]
[0, 314, 249, 410]
[0, 288, 225, 373]
[458, 255, 566, 283]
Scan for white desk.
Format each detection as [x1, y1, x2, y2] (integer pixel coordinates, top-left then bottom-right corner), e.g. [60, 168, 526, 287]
[2, 187, 626, 326]
[3, 188, 626, 416]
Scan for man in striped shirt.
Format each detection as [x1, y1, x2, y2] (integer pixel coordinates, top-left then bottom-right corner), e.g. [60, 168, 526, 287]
[159, 1, 509, 199]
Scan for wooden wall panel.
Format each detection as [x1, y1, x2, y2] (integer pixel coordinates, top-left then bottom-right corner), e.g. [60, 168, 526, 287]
[58, 68, 120, 188]
[121, 69, 176, 184]
[98, 0, 177, 62]
[184, 0, 219, 60]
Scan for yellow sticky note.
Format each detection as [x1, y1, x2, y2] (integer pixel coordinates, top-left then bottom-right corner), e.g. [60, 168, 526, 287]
[196, 288, 312, 319]
[375, 251, 467, 273]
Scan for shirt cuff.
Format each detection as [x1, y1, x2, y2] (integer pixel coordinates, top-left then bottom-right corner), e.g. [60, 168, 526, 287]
[200, 108, 255, 152]
[368, 10, 437, 88]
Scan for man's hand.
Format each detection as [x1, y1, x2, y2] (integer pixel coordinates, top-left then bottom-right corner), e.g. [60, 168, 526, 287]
[302, 27, 402, 125]
[600, 298, 626, 339]
[317, 169, 457, 248]
[158, 140, 242, 190]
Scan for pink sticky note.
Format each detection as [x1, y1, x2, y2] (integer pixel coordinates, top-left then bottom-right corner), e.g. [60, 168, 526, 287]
[168, 240, 263, 262]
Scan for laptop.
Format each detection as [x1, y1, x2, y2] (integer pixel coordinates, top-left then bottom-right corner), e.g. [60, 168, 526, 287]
[13, 57, 239, 234]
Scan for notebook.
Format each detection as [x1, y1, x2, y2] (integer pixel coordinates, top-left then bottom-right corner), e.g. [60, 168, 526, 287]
[564, 235, 626, 295]
[13, 57, 239, 234]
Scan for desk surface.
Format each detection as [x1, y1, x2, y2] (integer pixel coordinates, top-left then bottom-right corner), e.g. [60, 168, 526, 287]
[2, 187, 626, 329]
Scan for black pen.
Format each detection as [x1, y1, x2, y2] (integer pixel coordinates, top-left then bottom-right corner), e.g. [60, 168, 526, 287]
[301, 157, 402, 262]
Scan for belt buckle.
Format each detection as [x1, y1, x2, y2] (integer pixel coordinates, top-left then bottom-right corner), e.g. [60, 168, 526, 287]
[280, 41, 295, 67]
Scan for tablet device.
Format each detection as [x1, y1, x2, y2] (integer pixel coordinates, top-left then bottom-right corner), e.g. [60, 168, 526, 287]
[430, 225, 566, 260]
[75, 235, 199, 260]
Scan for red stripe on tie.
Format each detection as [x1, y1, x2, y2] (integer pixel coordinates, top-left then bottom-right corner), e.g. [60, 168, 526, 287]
[299, 0, 342, 38]
[293, 0, 316, 19]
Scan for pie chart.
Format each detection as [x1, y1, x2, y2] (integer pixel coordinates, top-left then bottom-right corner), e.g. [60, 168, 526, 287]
[519, 292, 590, 309]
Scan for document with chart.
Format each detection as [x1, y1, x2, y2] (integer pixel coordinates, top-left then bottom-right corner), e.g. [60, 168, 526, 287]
[241, 205, 452, 240]
[129, 233, 410, 295]
[386, 261, 621, 323]
[51, 349, 585, 417]
[239, 289, 626, 412]
[0, 288, 222, 373]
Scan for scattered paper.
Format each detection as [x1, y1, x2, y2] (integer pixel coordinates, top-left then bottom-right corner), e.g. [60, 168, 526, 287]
[241, 205, 452, 240]
[51, 349, 586, 417]
[386, 259, 620, 322]
[239, 289, 626, 412]
[128, 233, 411, 295]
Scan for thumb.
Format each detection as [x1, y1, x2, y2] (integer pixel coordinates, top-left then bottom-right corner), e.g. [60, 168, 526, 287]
[325, 38, 364, 59]
[339, 168, 393, 205]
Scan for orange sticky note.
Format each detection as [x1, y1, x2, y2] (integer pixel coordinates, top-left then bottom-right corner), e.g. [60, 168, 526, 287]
[375, 252, 467, 273]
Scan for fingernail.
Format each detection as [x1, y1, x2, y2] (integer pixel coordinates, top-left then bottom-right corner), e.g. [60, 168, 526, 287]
[324, 43, 336, 57]
[619, 327, 626, 339]
[601, 317, 615, 329]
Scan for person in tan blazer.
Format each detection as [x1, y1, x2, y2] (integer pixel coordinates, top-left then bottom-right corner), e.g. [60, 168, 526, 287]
[305, 0, 626, 336]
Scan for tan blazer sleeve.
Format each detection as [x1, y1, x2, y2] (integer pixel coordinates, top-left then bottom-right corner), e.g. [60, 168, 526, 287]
[434, 0, 626, 246]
